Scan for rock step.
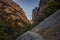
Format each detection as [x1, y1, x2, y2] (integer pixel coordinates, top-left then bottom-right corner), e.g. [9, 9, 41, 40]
[16, 31, 45, 40]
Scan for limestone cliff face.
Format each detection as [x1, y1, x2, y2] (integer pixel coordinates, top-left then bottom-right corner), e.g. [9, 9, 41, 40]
[0, 0, 30, 28]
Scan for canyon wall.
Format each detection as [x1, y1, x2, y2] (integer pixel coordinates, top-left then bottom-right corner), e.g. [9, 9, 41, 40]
[0, 0, 30, 28]
[0, 0, 30, 40]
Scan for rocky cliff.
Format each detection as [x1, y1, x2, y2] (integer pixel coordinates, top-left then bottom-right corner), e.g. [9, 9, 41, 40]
[0, 0, 30, 40]
[0, 0, 30, 28]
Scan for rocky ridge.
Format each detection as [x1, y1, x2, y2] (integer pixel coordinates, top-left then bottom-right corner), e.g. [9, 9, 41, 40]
[0, 0, 30, 28]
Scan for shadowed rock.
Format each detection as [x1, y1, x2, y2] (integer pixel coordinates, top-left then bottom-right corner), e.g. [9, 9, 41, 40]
[16, 31, 45, 40]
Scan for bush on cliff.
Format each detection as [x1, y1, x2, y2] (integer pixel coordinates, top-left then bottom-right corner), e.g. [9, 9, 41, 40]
[0, 17, 30, 40]
[55, 0, 60, 7]
[45, 1, 59, 16]
[0, 18, 6, 40]
[55, 0, 60, 3]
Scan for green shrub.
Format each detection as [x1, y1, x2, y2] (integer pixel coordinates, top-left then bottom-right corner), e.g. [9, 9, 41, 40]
[0, 18, 6, 40]
[55, 0, 60, 3]
[45, 1, 59, 16]
[0, 19, 5, 29]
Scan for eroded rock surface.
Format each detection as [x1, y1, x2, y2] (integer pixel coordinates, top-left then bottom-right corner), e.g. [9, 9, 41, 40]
[0, 0, 30, 28]
[16, 31, 45, 40]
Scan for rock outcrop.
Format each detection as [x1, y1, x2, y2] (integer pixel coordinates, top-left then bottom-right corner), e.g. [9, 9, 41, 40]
[16, 31, 45, 40]
[0, 0, 30, 28]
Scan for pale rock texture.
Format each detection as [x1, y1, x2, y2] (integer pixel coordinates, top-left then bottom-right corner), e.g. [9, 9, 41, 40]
[16, 31, 45, 40]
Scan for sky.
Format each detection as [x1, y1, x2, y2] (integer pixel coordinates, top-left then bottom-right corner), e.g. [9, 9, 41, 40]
[13, 0, 40, 20]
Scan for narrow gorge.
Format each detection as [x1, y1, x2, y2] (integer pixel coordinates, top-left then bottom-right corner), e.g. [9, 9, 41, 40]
[0, 0, 60, 40]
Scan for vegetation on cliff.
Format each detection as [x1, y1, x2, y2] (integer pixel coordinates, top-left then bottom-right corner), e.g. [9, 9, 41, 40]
[45, 1, 60, 16]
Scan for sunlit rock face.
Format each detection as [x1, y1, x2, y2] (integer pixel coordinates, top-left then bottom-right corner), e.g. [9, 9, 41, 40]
[0, 0, 30, 28]
[16, 31, 45, 40]
[31, 9, 60, 40]
[0, 0, 30, 40]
